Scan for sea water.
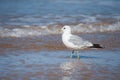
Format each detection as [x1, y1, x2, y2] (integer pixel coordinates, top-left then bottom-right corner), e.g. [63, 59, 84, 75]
[0, 0, 120, 37]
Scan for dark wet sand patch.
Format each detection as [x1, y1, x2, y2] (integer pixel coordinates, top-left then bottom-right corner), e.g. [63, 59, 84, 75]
[0, 32, 120, 52]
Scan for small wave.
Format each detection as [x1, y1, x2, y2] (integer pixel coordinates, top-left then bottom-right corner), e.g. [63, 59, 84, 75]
[0, 28, 41, 37]
[0, 21, 120, 38]
[71, 21, 120, 33]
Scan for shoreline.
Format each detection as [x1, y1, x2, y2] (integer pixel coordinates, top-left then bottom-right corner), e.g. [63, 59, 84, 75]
[0, 31, 120, 52]
[0, 31, 120, 80]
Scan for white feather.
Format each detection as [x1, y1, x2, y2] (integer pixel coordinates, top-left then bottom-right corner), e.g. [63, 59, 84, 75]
[61, 25, 93, 50]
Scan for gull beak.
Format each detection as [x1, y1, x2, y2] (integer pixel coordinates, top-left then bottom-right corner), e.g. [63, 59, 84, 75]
[58, 29, 62, 33]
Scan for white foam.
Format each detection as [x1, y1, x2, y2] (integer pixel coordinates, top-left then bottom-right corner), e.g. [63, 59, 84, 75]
[0, 28, 41, 37]
[70, 21, 120, 33]
[23, 25, 31, 28]
[0, 21, 120, 38]
[81, 16, 97, 23]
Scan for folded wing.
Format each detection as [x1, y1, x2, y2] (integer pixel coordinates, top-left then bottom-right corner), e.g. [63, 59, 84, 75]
[69, 35, 93, 48]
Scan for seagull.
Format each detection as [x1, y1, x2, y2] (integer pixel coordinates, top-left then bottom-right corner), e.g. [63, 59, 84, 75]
[60, 25, 103, 59]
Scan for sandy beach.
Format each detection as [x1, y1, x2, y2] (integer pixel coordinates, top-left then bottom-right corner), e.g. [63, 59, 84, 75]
[0, 32, 120, 80]
[0, 0, 120, 79]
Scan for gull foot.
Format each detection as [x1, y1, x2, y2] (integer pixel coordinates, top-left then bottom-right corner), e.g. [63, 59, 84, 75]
[77, 55, 80, 59]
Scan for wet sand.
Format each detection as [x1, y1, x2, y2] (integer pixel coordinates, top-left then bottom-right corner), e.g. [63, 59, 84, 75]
[0, 32, 120, 80]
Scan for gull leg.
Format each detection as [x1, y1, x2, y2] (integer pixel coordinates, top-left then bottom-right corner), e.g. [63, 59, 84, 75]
[77, 50, 80, 59]
[70, 50, 74, 58]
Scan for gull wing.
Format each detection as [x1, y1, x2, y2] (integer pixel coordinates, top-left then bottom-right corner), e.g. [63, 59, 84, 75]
[69, 34, 93, 47]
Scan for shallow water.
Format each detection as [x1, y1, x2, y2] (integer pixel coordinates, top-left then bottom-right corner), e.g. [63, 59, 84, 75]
[0, 49, 120, 80]
[0, 0, 120, 80]
[0, 32, 120, 80]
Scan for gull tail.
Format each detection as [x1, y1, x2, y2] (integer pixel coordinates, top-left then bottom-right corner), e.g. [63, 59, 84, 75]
[90, 44, 104, 48]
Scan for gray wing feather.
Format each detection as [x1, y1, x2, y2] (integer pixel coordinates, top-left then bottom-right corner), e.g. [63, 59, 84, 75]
[69, 35, 92, 47]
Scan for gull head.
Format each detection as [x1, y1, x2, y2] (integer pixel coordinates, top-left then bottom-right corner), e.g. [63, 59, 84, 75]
[61, 25, 71, 33]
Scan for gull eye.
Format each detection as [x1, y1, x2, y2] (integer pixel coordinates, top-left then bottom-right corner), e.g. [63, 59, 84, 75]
[63, 27, 66, 29]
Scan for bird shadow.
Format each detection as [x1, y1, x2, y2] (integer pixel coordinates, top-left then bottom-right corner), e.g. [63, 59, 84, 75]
[80, 55, 98, 59]
[71, 55, 99, 59]
[60, 54, 100, 59]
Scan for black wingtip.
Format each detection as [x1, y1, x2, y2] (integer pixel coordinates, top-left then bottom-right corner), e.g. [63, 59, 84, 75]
[90, 44, 104, 48]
